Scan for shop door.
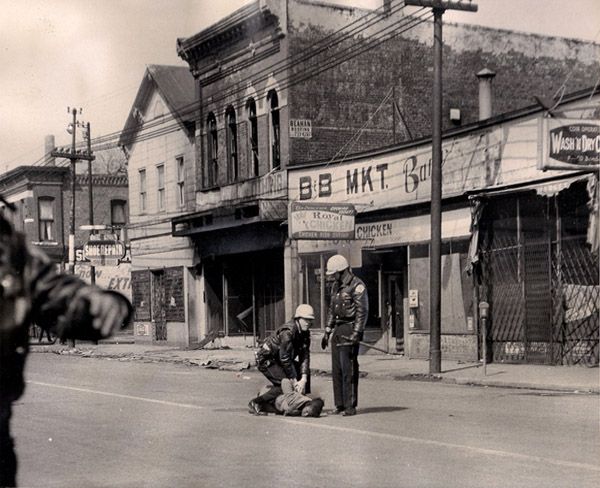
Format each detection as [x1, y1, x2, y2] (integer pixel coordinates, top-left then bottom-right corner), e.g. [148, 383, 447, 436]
[387, 274, 404, 353]
[204, 260, 224, 336]
[151, 270, 167, 341]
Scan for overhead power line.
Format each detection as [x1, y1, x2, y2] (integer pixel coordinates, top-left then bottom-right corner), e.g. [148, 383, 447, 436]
[81, 1, 421, 150]
[80, 7, 430, 156]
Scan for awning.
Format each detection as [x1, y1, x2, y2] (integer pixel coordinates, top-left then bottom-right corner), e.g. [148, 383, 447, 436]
[171, 199, 287, 237]
[467, 173, 592, 199]
[466, 172, 599, 273]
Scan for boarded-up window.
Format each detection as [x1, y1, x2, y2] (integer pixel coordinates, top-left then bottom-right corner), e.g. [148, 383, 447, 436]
[131, 270, 151, 320]
[164, 267, 185, 322]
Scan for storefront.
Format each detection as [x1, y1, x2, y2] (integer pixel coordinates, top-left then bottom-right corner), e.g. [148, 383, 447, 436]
[287, 128, 489, 358]
[293, 204, 475, 359]
[129, 234, 197, 346]
[172, 171, 289, 346]
[287, 92, 599, 363]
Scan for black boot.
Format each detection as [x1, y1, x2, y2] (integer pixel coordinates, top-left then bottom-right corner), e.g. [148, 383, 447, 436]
[248, 400, 267, 416]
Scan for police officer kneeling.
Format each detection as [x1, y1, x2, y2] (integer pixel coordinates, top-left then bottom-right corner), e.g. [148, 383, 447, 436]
[248, 304, 314, 415]
[321, 254, 368, 416]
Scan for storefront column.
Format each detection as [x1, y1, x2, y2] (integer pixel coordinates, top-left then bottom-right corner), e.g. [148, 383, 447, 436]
[284, 238, 300, 319]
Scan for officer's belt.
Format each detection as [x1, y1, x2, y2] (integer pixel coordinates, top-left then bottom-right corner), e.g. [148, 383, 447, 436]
[331, 318, 353, 326]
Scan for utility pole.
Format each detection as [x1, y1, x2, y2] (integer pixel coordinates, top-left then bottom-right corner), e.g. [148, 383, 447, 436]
[83, 121, 95, 285]
[404, 0, 477, 374]
[50, 108, 95, 275]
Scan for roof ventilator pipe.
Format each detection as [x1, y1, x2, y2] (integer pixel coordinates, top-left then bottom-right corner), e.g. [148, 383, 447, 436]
[476, 68, 496, 121]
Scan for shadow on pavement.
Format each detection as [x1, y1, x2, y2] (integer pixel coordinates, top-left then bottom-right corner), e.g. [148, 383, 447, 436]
[357, 406, 408, 415]
[442, 363, 483, 374]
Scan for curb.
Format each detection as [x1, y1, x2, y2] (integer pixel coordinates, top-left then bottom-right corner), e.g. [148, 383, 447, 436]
[31, 348, 599, 395]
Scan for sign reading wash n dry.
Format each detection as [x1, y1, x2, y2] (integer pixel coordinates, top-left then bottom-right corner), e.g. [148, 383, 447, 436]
[289, 201, 356, 239]
[539, 118, 600, 170]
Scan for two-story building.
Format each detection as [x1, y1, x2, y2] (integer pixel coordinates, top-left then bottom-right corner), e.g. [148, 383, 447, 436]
[119, 64, 198, 345]
[0, 153, 131, 306]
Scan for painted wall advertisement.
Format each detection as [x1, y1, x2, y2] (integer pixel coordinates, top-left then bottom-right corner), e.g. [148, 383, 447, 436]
[538, 118, 600, 170]
[74, 253, 132, 301]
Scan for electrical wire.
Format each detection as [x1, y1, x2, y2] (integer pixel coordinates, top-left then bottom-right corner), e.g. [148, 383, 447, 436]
[86, 8, 431, 153]
[81, 2, 423, 151]
[89, 0, 413, 147]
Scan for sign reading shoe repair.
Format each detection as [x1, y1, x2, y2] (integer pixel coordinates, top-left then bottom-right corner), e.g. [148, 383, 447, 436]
[290, 202, 355, 240]
[539, 118, 600, 170]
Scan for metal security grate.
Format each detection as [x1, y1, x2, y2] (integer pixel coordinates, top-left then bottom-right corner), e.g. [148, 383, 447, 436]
[551, 236, 599, 365]
[480, 192, 599, 366]
[482, 243, 526, 363]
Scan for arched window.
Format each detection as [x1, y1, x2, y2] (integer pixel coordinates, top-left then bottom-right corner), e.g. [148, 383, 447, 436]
[206, 113, 218, 188]
[226, 106, 238, 182]
[267, 90, 280, 170]
[246, 98, 259, 177]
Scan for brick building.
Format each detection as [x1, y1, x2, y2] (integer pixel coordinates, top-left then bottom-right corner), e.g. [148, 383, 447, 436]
[166, 0, 599, 345]
[0, 159, 130, 303]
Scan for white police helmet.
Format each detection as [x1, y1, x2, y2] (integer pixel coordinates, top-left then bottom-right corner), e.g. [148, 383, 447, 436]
[325, 254, 349, 275]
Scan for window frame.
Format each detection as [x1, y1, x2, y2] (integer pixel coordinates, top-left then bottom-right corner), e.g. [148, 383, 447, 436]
[247, 98, 259, 177]
[205, 112, 218, 189]
[225, 106, 238, 183]
[176, 156, 185, 207]
[267, 89, 281, 171]
[156, 163, 165, 211]
[110, 199, 127, 228]
[139, 169, 147, 213]
[37, 196, 55, 242]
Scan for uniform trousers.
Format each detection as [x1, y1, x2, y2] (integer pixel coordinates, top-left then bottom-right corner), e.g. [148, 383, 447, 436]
[331, 322, 360, 411]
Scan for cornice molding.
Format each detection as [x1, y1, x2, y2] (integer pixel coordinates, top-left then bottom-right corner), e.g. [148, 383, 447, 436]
[177, 2, 280, 66]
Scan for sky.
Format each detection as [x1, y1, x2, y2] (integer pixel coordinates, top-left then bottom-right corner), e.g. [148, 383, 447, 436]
[1, 0, 599, 172]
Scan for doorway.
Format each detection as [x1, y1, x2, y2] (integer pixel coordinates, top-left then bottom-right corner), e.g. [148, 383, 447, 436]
[151, 270, 167, 341]
[387, 274, 404, 353]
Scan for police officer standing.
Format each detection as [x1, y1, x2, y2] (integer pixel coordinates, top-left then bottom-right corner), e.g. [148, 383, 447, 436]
[321, 254, 368, 416]
[248, 304, 314, 415]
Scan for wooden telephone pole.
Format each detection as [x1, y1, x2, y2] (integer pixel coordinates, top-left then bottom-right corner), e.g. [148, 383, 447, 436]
[403, 0, 478, 374]
[50, 108, 95, 274]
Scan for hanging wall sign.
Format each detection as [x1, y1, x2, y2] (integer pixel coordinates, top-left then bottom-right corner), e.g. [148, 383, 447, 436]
[539, 118, 600, 170]
[289, 201, 355, 240]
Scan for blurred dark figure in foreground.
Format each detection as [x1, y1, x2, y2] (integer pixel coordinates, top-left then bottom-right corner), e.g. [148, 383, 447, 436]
[0, 200, 132, 487]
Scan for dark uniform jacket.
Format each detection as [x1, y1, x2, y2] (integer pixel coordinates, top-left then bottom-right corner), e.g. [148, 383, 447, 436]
[257, 320, 310, 379]
[0, 216, 131, 403]
[327, 271, 369, 337]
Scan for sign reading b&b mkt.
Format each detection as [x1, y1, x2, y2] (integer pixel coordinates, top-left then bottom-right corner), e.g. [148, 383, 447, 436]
[539, 118, 600, 170]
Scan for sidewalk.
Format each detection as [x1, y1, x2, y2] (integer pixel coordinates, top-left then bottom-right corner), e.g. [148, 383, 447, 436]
[31, 341, 600, 394]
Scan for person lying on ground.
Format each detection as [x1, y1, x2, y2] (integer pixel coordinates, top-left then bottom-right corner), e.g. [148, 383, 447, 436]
[249, 378, 324, 417]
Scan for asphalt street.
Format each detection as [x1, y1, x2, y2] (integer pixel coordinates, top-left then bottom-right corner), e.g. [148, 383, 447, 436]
[12, 354, 600, 488]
